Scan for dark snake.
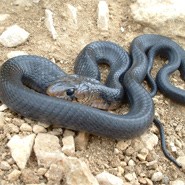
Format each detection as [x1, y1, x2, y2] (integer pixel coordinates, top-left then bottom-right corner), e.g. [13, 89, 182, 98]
[0, 34, 184, 168]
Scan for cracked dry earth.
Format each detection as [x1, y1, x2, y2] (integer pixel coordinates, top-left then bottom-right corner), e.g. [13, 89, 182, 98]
[0, 0, 185, 185]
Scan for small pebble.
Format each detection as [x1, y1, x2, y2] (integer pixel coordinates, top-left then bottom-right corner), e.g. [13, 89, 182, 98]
[0, 14, 10, 22]
[33, 125, 47, 133]
[0, 104, 8, 112]
[116, 140, 131, 151]
[7, 51, 28, 59]
[0, 112, 4, 129]
[20, 123, 32, 132]
[151, 171, 163, 182]
[171, 180, 185, 185]
[62, 135, 75, 156]
[96, 171, 124, 185]
[63, 129, 75, 137]
[0, 161, 11, 170]
[8, 169, 21, 182]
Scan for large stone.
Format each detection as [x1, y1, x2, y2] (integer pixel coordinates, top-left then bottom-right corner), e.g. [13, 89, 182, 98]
[0, 24, 30, 47]
[140, 133, 158, 150]
[7, 134, 35, 169]
[130, 0, 185, 37]
[34, 133, 65, 167]
[61, 157, 99, 185]
[62, 135, 75, 156]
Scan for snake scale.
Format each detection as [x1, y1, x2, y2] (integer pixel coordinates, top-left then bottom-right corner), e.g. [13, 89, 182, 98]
[0, 34, 184, 167]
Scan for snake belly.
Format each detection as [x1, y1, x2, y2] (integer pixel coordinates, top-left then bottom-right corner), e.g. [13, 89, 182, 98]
[0, 34, 184, 140]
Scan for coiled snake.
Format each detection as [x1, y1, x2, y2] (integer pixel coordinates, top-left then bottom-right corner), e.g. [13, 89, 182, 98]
[0, 34, 184, 168]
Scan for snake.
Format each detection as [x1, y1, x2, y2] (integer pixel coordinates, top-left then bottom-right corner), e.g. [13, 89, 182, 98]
[0, 34, 184, 168]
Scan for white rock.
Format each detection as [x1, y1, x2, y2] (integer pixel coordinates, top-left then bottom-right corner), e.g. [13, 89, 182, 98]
[96, 171, 124, 185]
[97, 1, 109, 30]
[62, 135, 75, 156]
[75, 132, 89, 150]
[20, 123, 32, 132]
[32, 0, 40, 3]
[176, 156, 185, 169]
[45, 9, 58, 40]
[62, 156, 99, 185]
[7, 51, 28, 59]
[0, 112, 4, 129]
[151, 171, 163, 182]
[0, 14, 10, 22]
[7, 134, 35, 169]
[130, 0, 185, 37]
[67, 4, 78, 26]
[34, 133, 65, 167]
[0, 25, 30, 47]
[137, 148, 149, 161]
[171, 180, 185, 185]
[140, 133, 158, 150]
[7, 123, 19, 133]
[0, 104, 8, 111]
[124, 173, 137, 182]
[128, 159, 135, 166]
[33, 124, 47, 133]
[0, 161, 11, 170]
[8, 169, 21, 182]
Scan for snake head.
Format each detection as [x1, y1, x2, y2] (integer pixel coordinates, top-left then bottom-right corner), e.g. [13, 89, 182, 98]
[46, 74, 121, 110]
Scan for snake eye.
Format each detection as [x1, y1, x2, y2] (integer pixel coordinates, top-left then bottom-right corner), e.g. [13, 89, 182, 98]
[66, 88, 75, 96]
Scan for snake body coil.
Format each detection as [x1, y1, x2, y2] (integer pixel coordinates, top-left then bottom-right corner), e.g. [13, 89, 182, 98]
[0, 34, 184, 141]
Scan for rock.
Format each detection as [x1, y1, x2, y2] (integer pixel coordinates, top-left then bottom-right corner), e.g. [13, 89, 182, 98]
[0, 104, 8, 111]
[176, 156, 185, 169]
[62, 135, 75, 156]
[137, 148, 149, 161]
[130, 0, 185, 37]
[96, 171, 124, 185]
[34, 133, 65, 167]
[0, 112, 4, 130]
[45, 9, 58, 40]
[21, 168, 40, 184]
[67, 4, 78, 27]
[145, 178, 153, 185]
[6, 123, 19, 133]
[124, 173, 137, 182]
[97, 1, 109, 30]
[0, 14, 10, 22]
[7, 169, 21, 182]
[0, 161, 11, 170]
[151, 171, 163, 182]
[63, 129, 75, 137]
[45, 162, 63, 184]
[7, 51, 28, 59]
[140, 133, 158, 150]
[7, 134, 35, 169]
[0, 24, 30, 47]
[128, 159, 135, 166]
[33, 0, 40, 3]
[75, 132, 89, 150]
[171, 180, 185, 185]
[37, 168, 47, 176]
[61, 157, 99, 185]
[20, 123, 32, 132]
[116, 140, 131, 151]
[33, 125, 47, 133]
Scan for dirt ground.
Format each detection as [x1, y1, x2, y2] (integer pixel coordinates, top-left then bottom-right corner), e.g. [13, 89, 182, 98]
[0, 0, 185, 184]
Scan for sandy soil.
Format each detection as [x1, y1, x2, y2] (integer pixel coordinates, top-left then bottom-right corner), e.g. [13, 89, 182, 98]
[0, 0, 185, 184]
